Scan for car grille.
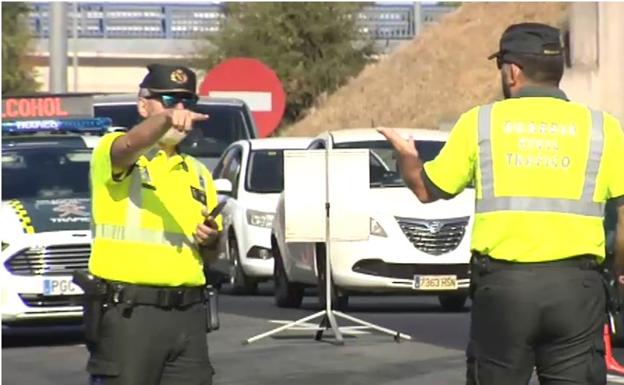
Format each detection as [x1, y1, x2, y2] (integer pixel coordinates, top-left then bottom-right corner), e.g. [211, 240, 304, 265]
[352, 260, 470, 280]
[5, 244, 90, 276]
[19, 294, 82, 308]
[396, 217, 469, 256]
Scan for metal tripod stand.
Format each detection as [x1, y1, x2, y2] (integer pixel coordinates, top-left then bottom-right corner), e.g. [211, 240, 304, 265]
[243, 146, 412, 345]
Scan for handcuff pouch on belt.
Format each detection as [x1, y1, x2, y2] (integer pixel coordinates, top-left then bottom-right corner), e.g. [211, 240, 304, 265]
[72, 270, 108, 343]
[469, 252, 490, 299]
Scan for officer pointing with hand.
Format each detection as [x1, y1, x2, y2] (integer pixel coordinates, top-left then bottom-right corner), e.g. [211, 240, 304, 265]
[380, 23, 624, 385]
[84, 64, 222, 385]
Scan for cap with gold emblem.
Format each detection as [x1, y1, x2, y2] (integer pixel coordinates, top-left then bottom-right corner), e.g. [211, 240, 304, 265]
[139, 64, 197, 95]
[488, 23, 563, 64]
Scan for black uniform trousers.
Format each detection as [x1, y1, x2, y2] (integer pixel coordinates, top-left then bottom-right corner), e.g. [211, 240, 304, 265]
[467, 255, 607, 385]
[86, 296, 214, 385]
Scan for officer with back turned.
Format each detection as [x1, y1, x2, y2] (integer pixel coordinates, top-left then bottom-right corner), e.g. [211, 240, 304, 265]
[380, 23, 624, 385]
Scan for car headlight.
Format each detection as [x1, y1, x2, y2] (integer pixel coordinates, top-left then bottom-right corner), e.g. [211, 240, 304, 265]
[1, 241, 8, 251]
[246, 209, 275, 228]
[370, 218, 387, 237]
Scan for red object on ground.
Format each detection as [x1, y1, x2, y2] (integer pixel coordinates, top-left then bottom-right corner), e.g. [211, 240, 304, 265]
[199, 57, 286, 138]
[605, 324, 624, 375]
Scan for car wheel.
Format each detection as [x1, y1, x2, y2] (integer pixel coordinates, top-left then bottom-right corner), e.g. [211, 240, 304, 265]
[438, 293, 468, 312]
[228, 233, 257, 295]
[316, 243, 349, 310]
[273, 240, 304, 308]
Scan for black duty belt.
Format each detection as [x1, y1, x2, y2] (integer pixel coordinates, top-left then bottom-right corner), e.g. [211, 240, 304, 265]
[472, 253, 599, 272]
[105, 281, 205, 308]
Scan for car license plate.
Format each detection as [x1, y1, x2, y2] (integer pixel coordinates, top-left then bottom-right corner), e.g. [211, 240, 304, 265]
[413, 275, 457, 291]
[43, 277, 84, 296]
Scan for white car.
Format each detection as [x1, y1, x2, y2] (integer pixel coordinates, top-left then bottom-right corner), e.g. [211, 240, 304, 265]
[1, 118, 106, 325]
[271, 128, 475, 311]
[209, 137, 312, 294]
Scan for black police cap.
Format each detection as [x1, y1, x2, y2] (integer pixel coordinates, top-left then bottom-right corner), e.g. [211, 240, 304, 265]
[488, 23, 563, 61]
[139, 64, 197, 94]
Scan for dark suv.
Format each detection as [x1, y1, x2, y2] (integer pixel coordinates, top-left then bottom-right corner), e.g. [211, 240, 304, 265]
[93, 94, 258, 170]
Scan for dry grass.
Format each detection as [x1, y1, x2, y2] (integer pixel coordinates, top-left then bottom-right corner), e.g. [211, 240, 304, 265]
[284, 2, 569, 137]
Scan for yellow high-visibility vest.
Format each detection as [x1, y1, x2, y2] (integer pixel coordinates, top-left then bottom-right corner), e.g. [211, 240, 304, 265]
[424, 88, 624, 262]
[89, 133, 222, 286]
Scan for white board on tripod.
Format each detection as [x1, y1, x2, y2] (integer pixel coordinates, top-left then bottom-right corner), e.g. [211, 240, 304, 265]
[284, 149, 369, 242]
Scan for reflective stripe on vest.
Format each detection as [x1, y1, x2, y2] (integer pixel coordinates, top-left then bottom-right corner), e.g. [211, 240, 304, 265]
[93, 224, 194, 248]
[476, 104, 605, 217]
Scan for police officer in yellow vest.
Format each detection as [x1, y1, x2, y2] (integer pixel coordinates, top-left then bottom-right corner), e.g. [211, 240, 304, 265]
[380, 23, 624, 385]
[86, 64, 221, 385]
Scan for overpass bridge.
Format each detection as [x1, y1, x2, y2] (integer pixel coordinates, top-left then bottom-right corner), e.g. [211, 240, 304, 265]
[26, 2, 455, 92]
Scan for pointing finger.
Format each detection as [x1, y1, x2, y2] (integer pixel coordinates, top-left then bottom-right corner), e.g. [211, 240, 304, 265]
[192, 112, 209, 121]
[378, 127, 402, 146]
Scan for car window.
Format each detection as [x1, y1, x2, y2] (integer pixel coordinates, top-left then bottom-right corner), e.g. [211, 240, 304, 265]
[222, 147, 242, 196]
[334, 140, 444, 188]
[2, 148, 92, 200]
[212, 150, 228, 179]
[93, 103, 255, 159]
[245, 150, 285, 194]
[307, 139, 326, 150]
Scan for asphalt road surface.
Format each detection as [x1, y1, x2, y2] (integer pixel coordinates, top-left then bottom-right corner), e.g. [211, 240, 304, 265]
[4, 285, 624, 385]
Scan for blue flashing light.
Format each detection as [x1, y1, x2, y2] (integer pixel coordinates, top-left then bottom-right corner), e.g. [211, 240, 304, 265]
[2, 117, 112, 135]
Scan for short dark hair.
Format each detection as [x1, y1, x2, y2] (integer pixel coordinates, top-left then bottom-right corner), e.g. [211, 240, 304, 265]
[509, 53, 565, 85]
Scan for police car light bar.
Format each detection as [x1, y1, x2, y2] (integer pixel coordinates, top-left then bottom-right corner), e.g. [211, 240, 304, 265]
[1, 117, 112, 134]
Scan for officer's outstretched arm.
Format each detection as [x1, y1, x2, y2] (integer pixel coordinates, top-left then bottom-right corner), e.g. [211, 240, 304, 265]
[377, 127, 436, 203]
[399, 155, 437, 203]
[615, 205, 624, 282]
[110, 109, 208, 170]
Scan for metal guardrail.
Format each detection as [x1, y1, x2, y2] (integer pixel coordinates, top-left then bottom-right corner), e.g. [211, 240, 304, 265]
[28, 3, 454, 41]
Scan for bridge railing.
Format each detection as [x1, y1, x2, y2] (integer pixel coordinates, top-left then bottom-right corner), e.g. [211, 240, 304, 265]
[28, 2, 454, 41]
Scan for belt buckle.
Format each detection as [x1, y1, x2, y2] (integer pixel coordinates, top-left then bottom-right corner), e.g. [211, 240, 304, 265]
[158, 289, 185, 308]
[111, 284, 125, 304]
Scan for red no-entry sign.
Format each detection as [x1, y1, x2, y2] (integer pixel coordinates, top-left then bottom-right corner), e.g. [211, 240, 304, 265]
[199, 58, 286, 138]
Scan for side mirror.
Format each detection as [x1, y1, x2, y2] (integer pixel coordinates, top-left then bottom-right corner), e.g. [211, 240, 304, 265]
[214, 178, 233, 195]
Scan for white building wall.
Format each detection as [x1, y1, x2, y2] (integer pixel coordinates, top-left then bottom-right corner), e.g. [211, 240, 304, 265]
[561, 2, 624, 124]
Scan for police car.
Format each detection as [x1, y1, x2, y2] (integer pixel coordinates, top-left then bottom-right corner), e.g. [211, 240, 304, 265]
[1, 117, 110, 325]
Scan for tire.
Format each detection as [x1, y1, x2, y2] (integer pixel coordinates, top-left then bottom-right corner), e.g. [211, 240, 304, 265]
[316, 243, 349, 310]
[273, 240, 304, 308]
[228, 233, 257, 295]
[438, 293, 468, 312]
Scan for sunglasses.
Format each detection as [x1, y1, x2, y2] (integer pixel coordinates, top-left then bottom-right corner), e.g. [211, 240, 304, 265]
[147, 93, 199, 109]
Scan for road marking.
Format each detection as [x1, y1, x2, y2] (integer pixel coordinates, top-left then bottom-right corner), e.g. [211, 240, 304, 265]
[268, 320, 371, 335]
[608, 374, 624, 384]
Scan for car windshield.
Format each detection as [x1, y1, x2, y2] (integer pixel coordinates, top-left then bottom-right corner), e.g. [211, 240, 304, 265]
[94, 103, 254, 158]
[245, 150, 285, 194]
[334, 140, 445, 188]
[2, 148, 92, 200]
